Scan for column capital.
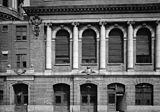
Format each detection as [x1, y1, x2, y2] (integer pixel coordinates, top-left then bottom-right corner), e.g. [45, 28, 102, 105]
[127, 21, 135, 25]
[44, 22, 52, 27]
[72, 22, 79, 26]
[99, 21, 107, 26]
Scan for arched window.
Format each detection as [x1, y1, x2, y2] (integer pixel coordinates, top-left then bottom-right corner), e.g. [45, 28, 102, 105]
[108, 28, 123, 63]
[55, 30, 70, 64]
[136, 28, 152, 63]
[82, 29, 97, 64]
[135, 83, 153, 105]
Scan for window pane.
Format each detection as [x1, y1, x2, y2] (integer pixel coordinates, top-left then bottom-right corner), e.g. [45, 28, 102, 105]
[2, 25, 8, 32]
[16, 54, 27, 68]
[16, 26, 27, 40]
[3, 0, 8, 7]
[108, 93, 115, 104]
[82, 96, 88, 104]
[90, 95, 96, 104]
[0, 90, 3, 104]
[16, 36, 21, 40]
[23, 61, 27, 68]
[55, 96, 61, 104]
[24, 95, 28, 104]
[22, 36, 27, 40]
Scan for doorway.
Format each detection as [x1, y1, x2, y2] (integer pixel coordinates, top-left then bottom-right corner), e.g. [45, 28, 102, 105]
[108, 83, 125, 112]
[13, 83, 28, 112]
[80, 83, 97, 112]
[53, 84, 70, 112]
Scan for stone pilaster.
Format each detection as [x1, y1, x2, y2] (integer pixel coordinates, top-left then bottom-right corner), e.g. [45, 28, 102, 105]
[46, 23, 52, 70]
[127, 21, 134, 71]
[72, 22, 79, 70]
[100, 21, 106, 71]
[156, 21, 160, 71]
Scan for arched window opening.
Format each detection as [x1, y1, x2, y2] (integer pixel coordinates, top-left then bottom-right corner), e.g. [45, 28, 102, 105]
[13, 83, 28, 105]
[109, 28, 123, 63]
[80, 83, 97, 112]
[107, 83, 125, 112]
[82, 29, 97, 64]
[135, 83, 153, 105]
[56, 30, 70, 64]
[136, 28, 152, 63]
[53, 84, 70, 112]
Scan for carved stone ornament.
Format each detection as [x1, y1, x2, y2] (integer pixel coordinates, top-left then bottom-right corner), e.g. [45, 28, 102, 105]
[81, 66, 95, 75]
[30, 15, 42, 37]
[14, 69, 26, 75]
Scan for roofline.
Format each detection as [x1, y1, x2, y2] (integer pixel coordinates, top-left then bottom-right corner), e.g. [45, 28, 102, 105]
[23, 3, 160, 16]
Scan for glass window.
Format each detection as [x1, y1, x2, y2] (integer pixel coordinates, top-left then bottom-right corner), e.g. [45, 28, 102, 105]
[82, 96, 88, 104]
[3, 0, 8, 7]
[108, 93, 115, 104]
[135, 83, 153, 105]
[0, 90, 3, 104]
[55, 30, 70, 64]
[16, 54, 27, 68]
[16, 26, 27, 40]
[55, 96, 61, 104]
[136, 28, 152, 63]
[108, 28, 123, 63]
[82, 29, 97, 64]
[2, 25, 8, 32]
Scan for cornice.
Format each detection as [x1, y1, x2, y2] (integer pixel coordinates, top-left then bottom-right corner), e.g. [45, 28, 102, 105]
[23, 3, 160, 16]
[0, 6, 22, 21]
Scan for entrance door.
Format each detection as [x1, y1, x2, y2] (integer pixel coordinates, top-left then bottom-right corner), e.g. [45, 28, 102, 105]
[116, 95, 123, 112]
[108, 83, 125, 112]
[53, 84, 70, 112]
[13, 83, 28, 112]
[81, 84, 97, 112]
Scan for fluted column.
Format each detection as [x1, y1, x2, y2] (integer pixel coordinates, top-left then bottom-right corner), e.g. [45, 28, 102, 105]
[72, 22, 79, 70]
[46, 23, 52, 69]
[127, 22, 134, 71]
[156, 21, 160, 71]
[100, 22, 106, 70]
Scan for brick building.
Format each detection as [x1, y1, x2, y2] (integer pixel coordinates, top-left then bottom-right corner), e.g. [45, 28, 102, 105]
[1, 0, 160, 112]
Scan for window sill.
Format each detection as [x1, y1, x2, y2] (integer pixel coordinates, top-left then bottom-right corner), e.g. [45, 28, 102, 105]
[135, 63, 153, 65]
[81, 63, 97, 66]
[108, 63, 123, 66]
[54, 63, 70, 66]
[15, 40, 28, 42]
[1, 30, 8, 33]
[108, 103, 115, 105]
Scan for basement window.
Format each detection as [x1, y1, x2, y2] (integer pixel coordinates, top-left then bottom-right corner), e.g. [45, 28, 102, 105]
[2, 25, 8, 32]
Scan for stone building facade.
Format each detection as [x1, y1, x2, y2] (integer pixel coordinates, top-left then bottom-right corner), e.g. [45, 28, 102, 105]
[1, 0, 160, 112]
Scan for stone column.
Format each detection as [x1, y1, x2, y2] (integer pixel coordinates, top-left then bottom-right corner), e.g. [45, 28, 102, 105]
[72, 22, 79, 70]
[156, 21, 160, 71]
[100, 22, 106, 71]
[127, 21, 134, 71]
[46, 23, 52, 70]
